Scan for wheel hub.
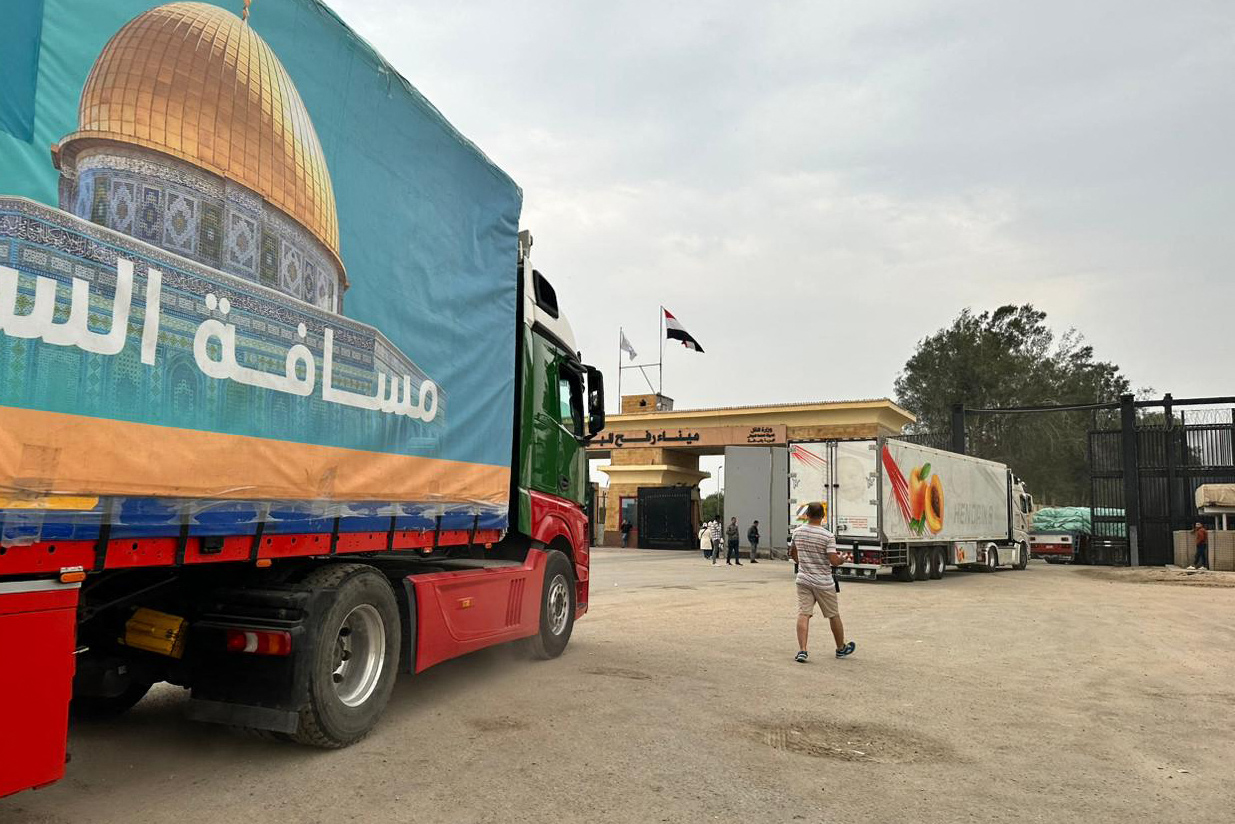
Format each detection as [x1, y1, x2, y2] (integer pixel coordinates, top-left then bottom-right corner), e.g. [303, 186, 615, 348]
[331, 603, 385, 707]
[547, 574, 570, 636]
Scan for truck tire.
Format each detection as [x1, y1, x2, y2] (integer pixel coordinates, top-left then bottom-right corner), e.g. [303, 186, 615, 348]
[912, 548, 929, 581]
[291, 564, 401, 748]
[983, 547, 999, 573]
[929, 548, 945, 579]
[71, 679, 153, 720]
[1014, 543, 1029, 570]
[521, 549, 576, 660]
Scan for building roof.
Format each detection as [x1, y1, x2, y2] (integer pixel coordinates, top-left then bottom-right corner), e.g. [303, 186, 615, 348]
[611, 397, 915, 420]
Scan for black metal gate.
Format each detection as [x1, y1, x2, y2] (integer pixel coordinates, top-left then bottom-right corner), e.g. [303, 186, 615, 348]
[1089, 404, 1235, 566]
[637, 486, 694, 549]
[910, 393, 1235, 566]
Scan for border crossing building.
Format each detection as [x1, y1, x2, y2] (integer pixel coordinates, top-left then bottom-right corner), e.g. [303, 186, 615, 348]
[587, 393, 915, 548]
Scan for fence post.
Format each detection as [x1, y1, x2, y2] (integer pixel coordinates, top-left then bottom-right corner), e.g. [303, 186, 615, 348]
[1120, 394, 1140, 566]
[951, 403, 966, 455]
[1163, 393, 1177, 541]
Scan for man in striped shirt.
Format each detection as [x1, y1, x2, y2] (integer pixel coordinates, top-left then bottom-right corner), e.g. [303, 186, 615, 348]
[789, 502, 856, 663]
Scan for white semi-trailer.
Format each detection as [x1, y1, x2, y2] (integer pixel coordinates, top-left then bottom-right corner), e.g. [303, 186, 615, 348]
[788, 438, 1033, 581]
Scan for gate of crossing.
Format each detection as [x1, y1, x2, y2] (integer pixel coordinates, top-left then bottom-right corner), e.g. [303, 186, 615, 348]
[931, 393, 1235, 566]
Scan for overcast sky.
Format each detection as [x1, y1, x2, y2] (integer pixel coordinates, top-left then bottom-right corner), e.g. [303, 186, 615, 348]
[333, 0, 1233, 412]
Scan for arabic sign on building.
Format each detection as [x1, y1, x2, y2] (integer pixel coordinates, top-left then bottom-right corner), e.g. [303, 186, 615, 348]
[591, 425, 788, 449]
[0, 1, 519, 507]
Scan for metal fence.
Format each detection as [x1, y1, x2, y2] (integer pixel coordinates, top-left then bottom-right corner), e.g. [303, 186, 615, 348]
[895, 430, 954, 451]
[898, 397, 1235, 566]
[1089, 407, 1235, 565]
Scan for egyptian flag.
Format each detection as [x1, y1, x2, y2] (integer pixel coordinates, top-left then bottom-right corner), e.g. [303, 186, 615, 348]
[663, 308, 704, 352]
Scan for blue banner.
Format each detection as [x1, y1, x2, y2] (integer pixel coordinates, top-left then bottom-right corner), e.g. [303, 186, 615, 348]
[0, 1, 520, 512]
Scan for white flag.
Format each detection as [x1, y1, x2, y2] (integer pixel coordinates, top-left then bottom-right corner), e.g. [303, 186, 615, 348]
[620, 330, 638, 361]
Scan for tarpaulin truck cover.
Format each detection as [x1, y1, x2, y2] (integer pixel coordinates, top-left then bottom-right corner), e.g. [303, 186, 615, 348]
[0, 0, 522, 536]
[1196, 485, 1235, 510]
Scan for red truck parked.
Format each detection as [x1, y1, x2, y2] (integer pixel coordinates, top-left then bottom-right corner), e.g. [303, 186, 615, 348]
[0, 0, 603, 798]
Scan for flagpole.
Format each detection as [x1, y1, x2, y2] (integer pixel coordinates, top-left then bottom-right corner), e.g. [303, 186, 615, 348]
[659, 306, 665, 396]
[617, 327, 623, 409]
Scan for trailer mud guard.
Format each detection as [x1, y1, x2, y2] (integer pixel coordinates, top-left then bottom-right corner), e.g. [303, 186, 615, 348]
[411, 548, 547, 673]
[0, 579, 81, 798]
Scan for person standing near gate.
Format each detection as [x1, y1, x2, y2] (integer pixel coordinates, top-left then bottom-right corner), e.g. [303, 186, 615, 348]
[619, 518, 632, 548]
[709, 519, 723, 565]
[790, 502, 855, 663]
[747, 520, 761, 563]
[726, 517, 742, 565]
[1189, 521, 1209, 570]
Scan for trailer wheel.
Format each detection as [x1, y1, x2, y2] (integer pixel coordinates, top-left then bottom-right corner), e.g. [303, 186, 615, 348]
[521, 550, 576, 660]
[911, 548, 929, 581]
[929, 548, 945, 580]
[983, 547, 999, 572]
[1014, 543, 1029, 570]
[71, 679, 153, 720]
[291, 564, 401, 748]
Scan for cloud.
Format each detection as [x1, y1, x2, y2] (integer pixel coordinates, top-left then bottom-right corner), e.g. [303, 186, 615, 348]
[333, 0, 1235, 406]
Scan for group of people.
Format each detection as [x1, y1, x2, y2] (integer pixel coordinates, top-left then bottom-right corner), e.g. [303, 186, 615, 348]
[698, 516, 762, 565]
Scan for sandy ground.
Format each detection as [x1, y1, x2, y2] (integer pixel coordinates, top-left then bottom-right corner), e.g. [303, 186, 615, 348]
[1077, 565, 1235, 588]
[5, 551, 1235, 824]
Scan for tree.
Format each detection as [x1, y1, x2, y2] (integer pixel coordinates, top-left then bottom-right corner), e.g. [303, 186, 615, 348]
[894, 305, 1130, 505]
[701, 492, 724, 522]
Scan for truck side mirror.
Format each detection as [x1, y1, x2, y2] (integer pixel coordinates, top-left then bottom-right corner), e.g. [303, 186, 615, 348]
[585, 365, 605, 439]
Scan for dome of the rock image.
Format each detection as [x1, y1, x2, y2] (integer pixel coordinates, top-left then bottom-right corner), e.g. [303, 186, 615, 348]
[54, 2, 346, 311]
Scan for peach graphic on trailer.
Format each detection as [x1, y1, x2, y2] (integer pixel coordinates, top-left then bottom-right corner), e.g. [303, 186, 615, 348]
[904, 462, 944, 535]
[924, 474, 944, 534]
[910, 467, 927, 521]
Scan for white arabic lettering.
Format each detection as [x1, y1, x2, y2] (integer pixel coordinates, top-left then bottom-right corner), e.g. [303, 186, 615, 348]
[0, 257, 133, 355]
[321, 327, 436, 421]
[0, 258, 440, 422]
[140, 268, 162, 365]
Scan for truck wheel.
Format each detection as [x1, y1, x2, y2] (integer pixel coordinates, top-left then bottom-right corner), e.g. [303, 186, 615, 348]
[912, 548, 929, 581]
[521, 549, 576, 659]
[291, 564, 401, 748]
[1014, 543, 1029, 570]
[984, 548, 999, 573]
[929, 548, 945, 579]
[71, 679, 153, 720]
[522, 550, 576, 659]
[892, 564, 913, 582]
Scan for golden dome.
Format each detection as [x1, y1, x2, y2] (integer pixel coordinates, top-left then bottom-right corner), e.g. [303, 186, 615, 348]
[55, 2, 344, 279]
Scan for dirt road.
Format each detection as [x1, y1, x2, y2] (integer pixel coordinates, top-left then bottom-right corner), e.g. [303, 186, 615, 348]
[6, 552, 1234, 823]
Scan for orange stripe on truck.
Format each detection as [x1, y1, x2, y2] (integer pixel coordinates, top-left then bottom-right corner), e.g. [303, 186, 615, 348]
[0, 406, 509, 504]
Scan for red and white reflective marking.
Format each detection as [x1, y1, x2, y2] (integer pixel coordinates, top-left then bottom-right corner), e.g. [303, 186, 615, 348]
[224, 628, 292, 656]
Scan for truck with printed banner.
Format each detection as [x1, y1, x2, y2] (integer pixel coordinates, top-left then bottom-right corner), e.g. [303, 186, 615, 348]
[790, 439, 1032, 581]
[0, 0, 604, 799]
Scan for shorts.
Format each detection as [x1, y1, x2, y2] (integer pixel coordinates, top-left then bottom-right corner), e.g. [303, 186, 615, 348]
[797, 583, 839, 618]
